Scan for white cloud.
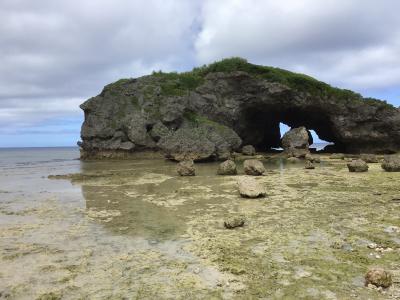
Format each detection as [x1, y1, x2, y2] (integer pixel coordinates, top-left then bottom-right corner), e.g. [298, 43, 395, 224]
[195, 0, 400, 89]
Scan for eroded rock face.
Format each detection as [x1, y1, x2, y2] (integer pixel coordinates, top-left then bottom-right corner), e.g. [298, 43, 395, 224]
[79, 58, 400, 159]
[281, 127, 311, 158]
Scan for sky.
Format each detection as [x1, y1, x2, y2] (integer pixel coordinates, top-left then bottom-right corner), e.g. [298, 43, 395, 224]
[1, 0, 399, 147]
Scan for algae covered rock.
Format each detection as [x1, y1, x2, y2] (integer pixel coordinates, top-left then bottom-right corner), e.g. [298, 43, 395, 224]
[237, 177, 266, 198]
[243, 159, 265, 176]
[177, 160, 195, 176]
[365, 268, 392, 288]
[347, 159, 369, 172]
[224, 216, 246, 229]
[381, 155, 400, 172]
[242, 145, 256, 156]
[217, 160, 237, 175]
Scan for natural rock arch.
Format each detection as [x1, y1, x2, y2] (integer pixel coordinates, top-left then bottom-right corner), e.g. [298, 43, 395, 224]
[79, 58, 400, 159]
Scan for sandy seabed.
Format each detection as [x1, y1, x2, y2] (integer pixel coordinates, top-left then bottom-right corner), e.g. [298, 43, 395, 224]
[1, 153, 400, 299]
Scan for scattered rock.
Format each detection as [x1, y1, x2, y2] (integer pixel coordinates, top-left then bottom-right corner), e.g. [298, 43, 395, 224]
[243, 159, 265, 176]
[360, 154, 379, 163]
[237, 177, 266, 198]
[242, 145, 256, 156]
[281, 127, 311, 158]
[330, 153, 345, 160]
[217, 160, 237, 175]
[177, 160, 195, 176]
[368, 243, 378, 249]
[304, 160, 315, 169]
[365, 268, 392, 288]
[381, 155, 400, 172]
[347, 159, 369, 172]
[224, 216, 246, 229]
[305, 154, 320, 163]
[287, 157, 301, 163]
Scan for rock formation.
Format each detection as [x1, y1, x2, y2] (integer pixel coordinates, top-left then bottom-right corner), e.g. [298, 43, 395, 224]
[79, 58, 400, 159]
[281, 126, 311, 158]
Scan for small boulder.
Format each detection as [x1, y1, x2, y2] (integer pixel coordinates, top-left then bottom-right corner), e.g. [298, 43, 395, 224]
[304, 160, 315, 169]
[217, 160, 237, 175]
[305, 154, 321, 163]
[330, 153, 345, 160]
[224, 216, 246, 229]
[360, 154, 379, 163]
[365, 268, 392, 288]
[347, 159, 369, 172]
[243, 159, 265, 176]
[177, 160, 195, 176]
[237, 177, 266, 198]
[242, 145, 256, 156]
[381, 155, 400, 172]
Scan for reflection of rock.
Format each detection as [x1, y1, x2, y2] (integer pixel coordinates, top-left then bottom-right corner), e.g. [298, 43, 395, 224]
[365, 268, 392, 288]
[237, 177, 266, 198]
[242, 145, 256, 156]
[381, 155, 400, 172]
[224, 216, 245, 229]
[287, 157, 301, 163]
[243, 159, 265, 176]
[177, 160, 196, 176]
[217, 160, 237, 175]
[347, 159, 369, 172]
[281, 127, 310, 158]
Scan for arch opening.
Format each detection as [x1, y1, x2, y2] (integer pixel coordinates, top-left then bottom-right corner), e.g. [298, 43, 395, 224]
[237, 105, 343, 153]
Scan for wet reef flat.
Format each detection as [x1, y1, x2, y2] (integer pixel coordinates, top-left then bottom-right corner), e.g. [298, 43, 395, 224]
[1, 154, 400, 299]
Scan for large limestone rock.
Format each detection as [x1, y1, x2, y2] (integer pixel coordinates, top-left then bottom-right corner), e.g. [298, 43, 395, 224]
[381, 155, 400, 172]
[237, 177, 266, 198]
[281, 127, 311, 158]
[79, 58, 400, 159]
[243, 159, 265, 176]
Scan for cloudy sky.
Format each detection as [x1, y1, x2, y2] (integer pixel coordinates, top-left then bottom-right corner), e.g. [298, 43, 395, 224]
[1, 0, 399, 147]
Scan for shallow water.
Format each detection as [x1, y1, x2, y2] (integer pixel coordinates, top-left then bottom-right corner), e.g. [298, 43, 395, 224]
[1, 148, 400, 299]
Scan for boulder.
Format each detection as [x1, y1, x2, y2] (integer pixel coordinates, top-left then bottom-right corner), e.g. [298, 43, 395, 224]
[360, 154, 379, 163]
[177, 160, 195, 176]
[281, 127, 310, 158]
[224, 216, 246, 229]
[217, 160, 237, 175]
[243, 159, 265, 176]
[304, 160, 315, 169]
[305, 154, 320, 163]
[242, 145, 256, 156]
[347, 159, 369, 172]
[365, 268, 392, 288]
[381, 155, 400, 172]
[237, 177, 266, 198]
